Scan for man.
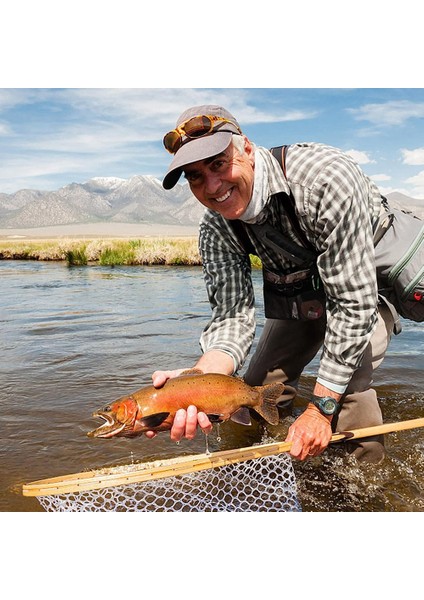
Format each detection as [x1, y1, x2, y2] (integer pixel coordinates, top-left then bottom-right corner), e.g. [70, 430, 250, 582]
[149, 104, 396, 463]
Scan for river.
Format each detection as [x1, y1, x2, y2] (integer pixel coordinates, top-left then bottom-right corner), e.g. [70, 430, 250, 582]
[1, 260, 423, 512]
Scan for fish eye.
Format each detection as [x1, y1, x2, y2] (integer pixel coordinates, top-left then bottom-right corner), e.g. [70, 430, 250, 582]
[103, 405, 112, 412]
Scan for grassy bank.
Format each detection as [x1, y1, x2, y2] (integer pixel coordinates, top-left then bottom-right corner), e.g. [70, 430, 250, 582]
[0, 237, 202, 266]
[0, 237, 262, 268]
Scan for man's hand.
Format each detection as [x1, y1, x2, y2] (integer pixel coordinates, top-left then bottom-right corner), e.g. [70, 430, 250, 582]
[285, 405, 333, 460]
[169, 405, 213, 442]
[151, 368, 187, 388]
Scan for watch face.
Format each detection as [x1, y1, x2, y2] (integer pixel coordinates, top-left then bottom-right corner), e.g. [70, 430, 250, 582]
[311, 396, 338, 415]
[322, 398, 337, 414]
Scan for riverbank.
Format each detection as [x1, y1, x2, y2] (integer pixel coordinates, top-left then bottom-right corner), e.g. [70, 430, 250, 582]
[0, 236, 203, 266]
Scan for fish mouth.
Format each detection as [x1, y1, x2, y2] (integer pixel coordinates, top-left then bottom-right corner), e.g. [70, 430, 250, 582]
[87, 411, 127, 438]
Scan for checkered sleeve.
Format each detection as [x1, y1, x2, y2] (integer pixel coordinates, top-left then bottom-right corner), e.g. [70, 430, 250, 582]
[298, 152, 379, 389]
[198, 212, 256, 372]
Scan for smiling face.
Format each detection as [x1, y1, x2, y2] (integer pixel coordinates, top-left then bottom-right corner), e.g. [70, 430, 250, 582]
[182, 137, 255, 220]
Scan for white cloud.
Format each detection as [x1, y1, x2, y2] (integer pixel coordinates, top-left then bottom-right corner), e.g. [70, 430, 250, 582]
[406, 170, 424, 186]
[370, 173, 391, 182]
[0, 122, 11, 135]
[401, 147, 424, 165]
[348, 100, 424, 126]
[345, 149, 376, 164]
[405, 170, 424, 198]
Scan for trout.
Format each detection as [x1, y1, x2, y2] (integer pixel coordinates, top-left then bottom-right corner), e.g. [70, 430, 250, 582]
[87, 370, 286, 438]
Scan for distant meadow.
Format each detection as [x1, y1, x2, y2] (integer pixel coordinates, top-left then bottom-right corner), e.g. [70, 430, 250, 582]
[0, 237, 262, 268]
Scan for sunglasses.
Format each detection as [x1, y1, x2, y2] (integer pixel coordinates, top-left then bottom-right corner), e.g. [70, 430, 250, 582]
[163, 115, 241, 154]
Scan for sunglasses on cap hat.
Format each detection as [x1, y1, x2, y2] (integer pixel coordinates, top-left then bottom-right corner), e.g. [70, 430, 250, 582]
[163, 114, 242, 154]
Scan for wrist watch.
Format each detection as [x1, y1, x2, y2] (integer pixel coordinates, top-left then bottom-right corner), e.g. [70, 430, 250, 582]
[310, 395, 339, 416]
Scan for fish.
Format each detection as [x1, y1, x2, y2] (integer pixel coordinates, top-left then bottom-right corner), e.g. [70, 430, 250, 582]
[87, 369, 286, 438]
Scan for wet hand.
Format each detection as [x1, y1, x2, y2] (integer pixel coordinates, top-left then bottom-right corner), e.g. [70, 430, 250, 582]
[285, 405, 333, 461]
[170, 405, 213, 442]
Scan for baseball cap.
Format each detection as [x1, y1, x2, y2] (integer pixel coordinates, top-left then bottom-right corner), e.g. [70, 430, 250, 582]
[162, 105, 242, 190]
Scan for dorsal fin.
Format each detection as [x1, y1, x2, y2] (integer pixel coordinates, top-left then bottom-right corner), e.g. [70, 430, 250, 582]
[179, 369, 203, 376]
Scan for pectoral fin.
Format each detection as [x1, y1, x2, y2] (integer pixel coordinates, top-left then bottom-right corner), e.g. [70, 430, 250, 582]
[206, 413, 224, 423]
[139, 412, 170, 428]
[230, 407, 252, 426]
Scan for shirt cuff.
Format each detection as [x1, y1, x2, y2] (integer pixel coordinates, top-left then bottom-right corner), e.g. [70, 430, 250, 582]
[316, 377, 347, 395]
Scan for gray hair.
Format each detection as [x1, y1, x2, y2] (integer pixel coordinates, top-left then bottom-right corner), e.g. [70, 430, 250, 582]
[231, 134, 246, 155]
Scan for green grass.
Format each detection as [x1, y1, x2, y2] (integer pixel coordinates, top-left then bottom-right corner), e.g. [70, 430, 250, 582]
[0, 237, 263, 268]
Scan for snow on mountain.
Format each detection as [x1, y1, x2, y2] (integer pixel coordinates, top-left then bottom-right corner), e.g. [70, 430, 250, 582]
[0, 175, 200, 228]
[0, 175, 421, 229]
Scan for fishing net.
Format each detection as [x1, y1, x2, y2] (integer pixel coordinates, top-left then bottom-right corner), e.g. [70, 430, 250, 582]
[35, 452, 301, 512]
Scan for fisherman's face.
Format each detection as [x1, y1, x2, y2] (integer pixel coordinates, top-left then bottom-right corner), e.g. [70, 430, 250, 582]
[182, 137, 255, 220]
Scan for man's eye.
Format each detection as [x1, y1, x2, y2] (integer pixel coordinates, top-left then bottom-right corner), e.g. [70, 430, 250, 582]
[212, 160, 226, 170]
[184, 173, 200, 183]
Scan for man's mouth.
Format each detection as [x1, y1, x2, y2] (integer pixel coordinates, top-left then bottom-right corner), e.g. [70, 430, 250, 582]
[215, 188, 233, 203]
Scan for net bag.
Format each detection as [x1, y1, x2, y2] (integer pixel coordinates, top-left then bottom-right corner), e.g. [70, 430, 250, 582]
[30, 451, 301, 513]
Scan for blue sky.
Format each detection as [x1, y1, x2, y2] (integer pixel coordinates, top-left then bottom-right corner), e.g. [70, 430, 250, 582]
[1, 88, 424, 200]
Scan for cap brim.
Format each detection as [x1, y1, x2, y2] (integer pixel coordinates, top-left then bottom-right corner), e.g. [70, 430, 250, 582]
[162, 132, 233, 190]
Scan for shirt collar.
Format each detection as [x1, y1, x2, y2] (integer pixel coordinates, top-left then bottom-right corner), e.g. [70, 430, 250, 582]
[239, 146, 290, 223]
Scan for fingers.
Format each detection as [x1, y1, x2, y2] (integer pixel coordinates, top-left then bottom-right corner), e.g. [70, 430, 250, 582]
[152, 369, 184, 388]
[170, 406, 212, 442]
[287, 429, 321, 460]
[286, 410, 332, 461]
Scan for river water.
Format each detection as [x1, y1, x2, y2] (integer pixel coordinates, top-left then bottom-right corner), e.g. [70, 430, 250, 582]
[1, 260, 424, 512]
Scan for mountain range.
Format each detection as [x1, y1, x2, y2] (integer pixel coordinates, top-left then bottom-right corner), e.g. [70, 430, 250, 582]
[0, 176, 423, 229]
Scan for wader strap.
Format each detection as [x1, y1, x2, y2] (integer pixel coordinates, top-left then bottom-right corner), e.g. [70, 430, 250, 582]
[270, 146, 316, 253]
[373, 209, 394, 246]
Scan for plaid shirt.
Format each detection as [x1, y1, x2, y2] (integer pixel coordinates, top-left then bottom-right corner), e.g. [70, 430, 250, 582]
[198, 143, 384, 392]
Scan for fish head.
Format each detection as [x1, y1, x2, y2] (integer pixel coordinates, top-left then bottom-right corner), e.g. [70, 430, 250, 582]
[87, 396, 139, 438]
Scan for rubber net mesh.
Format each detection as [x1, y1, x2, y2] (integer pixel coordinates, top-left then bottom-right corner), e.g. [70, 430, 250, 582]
[36, 452, 301, 512]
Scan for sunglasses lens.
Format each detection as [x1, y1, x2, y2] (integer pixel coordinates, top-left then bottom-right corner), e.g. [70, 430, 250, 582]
[183, 115, 213, 138]
[163, 131, 182, 153]
[163, 115, 237, 154]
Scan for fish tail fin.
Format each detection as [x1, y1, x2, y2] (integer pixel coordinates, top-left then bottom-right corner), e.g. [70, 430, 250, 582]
[254, 383, 286, 425]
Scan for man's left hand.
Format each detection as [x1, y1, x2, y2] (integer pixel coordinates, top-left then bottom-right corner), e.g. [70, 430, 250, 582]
[285, 405, 333, 460]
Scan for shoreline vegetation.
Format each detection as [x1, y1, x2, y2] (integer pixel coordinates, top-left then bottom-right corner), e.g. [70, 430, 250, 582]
[0, 237, 262, 268]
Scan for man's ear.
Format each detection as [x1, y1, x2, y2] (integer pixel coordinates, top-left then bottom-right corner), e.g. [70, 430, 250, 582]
[243, 137, 255, 166]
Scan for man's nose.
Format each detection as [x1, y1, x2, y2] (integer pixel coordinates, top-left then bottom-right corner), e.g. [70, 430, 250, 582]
[204, 171, 222, 194]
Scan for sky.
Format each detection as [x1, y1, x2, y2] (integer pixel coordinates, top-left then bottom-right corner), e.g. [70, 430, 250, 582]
[1, 88, 424, 200]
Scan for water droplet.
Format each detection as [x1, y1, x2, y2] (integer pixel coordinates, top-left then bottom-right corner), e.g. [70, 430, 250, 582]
[204, 432, 210, 455]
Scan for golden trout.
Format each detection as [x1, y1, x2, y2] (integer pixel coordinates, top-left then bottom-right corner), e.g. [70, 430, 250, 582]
[87, 370, 286, 438]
